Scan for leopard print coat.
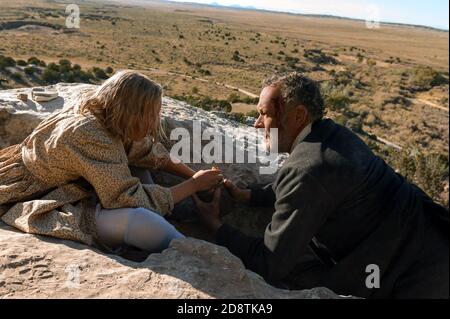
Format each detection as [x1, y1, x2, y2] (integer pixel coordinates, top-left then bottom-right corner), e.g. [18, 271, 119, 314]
[0, 104, 173, 246]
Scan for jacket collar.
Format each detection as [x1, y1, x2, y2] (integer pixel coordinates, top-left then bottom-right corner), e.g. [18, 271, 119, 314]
[289, 122, 312, 153]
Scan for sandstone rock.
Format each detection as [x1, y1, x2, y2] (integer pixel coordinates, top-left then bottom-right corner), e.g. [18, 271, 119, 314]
[0, 83, 346, 299]
[0, 223, 344, 299]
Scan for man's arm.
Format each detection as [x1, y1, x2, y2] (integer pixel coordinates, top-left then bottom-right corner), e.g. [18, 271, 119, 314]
[248, 183, 277, 207]
[224, 180, 276, 207]
[216, 167, 336, 283]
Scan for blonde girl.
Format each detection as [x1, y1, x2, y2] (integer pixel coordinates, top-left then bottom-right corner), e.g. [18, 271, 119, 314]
[0, 70, 222, 253]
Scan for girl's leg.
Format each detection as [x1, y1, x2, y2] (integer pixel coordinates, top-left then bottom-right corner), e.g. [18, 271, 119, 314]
[95, 207, 184, 253]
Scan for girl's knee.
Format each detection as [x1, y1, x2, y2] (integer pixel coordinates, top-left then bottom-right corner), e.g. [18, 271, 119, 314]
[125, 207, 184, 252]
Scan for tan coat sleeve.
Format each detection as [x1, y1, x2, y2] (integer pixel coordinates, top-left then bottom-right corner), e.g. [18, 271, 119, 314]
[126, 138, 171, 170]
[60, 121, 174, 216]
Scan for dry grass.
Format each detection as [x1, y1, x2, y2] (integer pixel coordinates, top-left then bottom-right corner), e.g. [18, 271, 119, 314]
[0, 0, 448, 204]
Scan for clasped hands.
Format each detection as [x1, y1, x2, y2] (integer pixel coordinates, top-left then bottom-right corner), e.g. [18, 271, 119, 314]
[191, 168, 251, 233]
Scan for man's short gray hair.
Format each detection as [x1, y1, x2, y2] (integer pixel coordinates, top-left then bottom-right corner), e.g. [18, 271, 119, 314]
[262, 72, 325, 121]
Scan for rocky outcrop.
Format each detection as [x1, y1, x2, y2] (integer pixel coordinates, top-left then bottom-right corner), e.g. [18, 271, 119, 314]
[0, 83, 345, 299]
[0, 223, 344, 299]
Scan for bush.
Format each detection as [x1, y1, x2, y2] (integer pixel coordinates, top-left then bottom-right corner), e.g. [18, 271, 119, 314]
[41, 68, 60, 84]
[59, 59, 72, 72]
[246, 110, 259, 118]
[321, 82, 351, 112]
[173, 95, 232, 112]
[367, 59, 377, 66]
[63, 71, 76, 83]
[105, 66, 114, 74]
[232, 51, 244, 63]
[10, 72, 23, 82]
[92, 67, 108, 79]
[227, 93, 240, 103]
[27, 57, 41, 66]
[232, 112, 247, 124]
[227, 94, 259, 104]
[77, 70, 95, 82]
[198, 69, 211, 76]
[408, 67, 448, 90]
[0, 55, 16, 69]
[346, 117, 363, 133]
[17, 60, 27, 66]
[24, 66, 36, 75]
[381, 146, 449, 207]
[47, 62, 60, 72]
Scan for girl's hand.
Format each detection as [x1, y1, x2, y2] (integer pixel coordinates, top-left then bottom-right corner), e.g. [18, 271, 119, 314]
[191, 169, 224, 192]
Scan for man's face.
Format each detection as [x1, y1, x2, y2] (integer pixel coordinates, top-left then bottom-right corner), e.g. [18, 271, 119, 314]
[254, 86, 278, 152]
[254, 86, 308, 153]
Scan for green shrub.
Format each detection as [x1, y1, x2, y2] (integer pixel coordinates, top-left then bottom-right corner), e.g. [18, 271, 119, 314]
[59, 59, 72, 72]
[227, 93, 240, 103]
[381, 146, 449, 207]
[367, 59, 377, 66]
[227, 93, 259, 104]
[173, 95, 232, 112]
[408, 67, 448, 90]
[27, 57, 41, 66]
[92, 67, 108, 79]
[24, 66, 36, 75]
[41, 68, 61, 84]
[346, 117, 363, 133]
[246, 109, 259, 118]
[321, 82, 351, 112]
[10, 72, 23, 82]
[77, 70, 95, 82]
[47, 62, 60, 72]
[232, 112, 247, 124]
[17, 60, 27, 66]
[0, 55, 16, 69]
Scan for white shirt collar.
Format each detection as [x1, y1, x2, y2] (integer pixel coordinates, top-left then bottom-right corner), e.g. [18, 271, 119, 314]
[290, 123, 312, 153]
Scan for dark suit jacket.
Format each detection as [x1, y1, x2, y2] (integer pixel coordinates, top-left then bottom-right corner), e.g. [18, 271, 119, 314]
[216, 119, 449, 298]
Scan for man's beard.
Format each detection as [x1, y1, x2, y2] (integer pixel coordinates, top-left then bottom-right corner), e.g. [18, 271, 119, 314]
[264, 129, 282, 153]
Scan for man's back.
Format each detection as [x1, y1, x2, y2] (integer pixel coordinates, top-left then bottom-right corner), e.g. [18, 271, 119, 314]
[285, 119, 415, 259]
[280, 118, 448, 297]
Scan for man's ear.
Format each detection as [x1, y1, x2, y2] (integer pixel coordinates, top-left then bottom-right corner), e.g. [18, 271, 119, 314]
[295, 105, 308, 123]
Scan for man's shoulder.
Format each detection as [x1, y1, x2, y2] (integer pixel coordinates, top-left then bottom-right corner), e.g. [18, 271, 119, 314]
[286, 118, 374, 174]
[285, 119, 337, 166]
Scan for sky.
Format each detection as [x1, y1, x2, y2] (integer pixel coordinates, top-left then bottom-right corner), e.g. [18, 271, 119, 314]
[168, 0, 449, 30]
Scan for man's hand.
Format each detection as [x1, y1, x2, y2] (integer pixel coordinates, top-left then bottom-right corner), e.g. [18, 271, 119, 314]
[223, 179, 251, 204]
[191, 169, 224, 192]
[193, 187, 223, 233]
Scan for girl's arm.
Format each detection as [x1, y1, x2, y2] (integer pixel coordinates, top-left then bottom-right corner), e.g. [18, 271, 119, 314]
[170, 169, 223, 204]
[163, 159, 196, 179]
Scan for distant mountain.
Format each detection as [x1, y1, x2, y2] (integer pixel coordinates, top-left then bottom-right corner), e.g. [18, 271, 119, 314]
[209, 2, 257, 11]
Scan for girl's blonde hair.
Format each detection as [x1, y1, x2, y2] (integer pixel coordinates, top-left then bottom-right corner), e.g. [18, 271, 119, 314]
[79, 70, 163, 143]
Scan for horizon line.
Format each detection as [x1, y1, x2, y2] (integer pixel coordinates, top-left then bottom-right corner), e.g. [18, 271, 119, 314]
[164, 0, 450, 32]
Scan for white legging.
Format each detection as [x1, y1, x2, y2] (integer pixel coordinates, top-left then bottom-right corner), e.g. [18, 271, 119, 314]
[95, 207, 184, 253]
[94, 166, 185, 253]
